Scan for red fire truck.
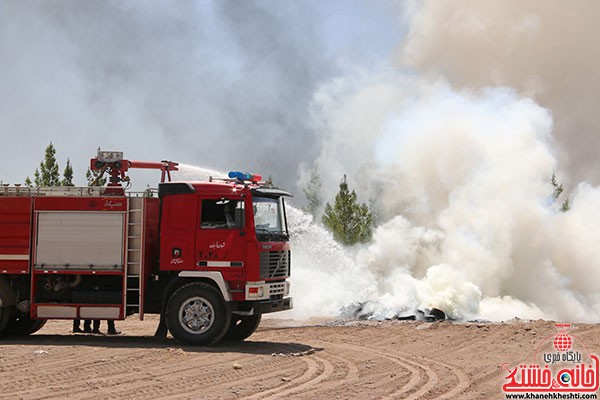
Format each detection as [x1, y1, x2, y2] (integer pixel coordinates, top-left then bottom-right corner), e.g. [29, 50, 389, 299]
[0, 150, 292, 345]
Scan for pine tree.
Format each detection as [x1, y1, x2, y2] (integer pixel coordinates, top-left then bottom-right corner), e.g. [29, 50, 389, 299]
[303, 167, 323, 218]
[27, 143, 76, 187]
[61, 158, 74, 186]
[322, 175, 375, 245]
[86, 168, 107, 187]
[550, 173, 570, 212]
[33, 168, 41, 187]
[551, 173, 563, 200]
[34, 142, 60, 186]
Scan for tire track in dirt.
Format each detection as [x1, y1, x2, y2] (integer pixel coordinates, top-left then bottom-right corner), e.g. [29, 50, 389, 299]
[0, 346, 188, 399]
[368, 342, 470, 399]
[147, 354, 313, 399]
[340, 342, 429, 399]
[101, 349, 312, 399]
[301, 329, 470, 400]
[241, 355, 334, 400]
[0, 340, 314, 400]
[353, 323, 471, 399]
[0, 349, 173, 399]
[270, 346, 363, 399]
[252, 326, 431, 398]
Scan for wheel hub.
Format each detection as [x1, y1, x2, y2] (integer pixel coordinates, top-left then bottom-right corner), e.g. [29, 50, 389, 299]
[179, 296, 215, 334]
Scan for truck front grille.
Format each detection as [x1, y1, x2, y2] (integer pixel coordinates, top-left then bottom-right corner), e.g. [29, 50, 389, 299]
[269, 282, 286, 296]
[259, 251, 290, 279]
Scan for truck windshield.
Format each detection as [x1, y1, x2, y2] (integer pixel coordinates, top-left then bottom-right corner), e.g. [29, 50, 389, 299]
[252, 196, 288, 241]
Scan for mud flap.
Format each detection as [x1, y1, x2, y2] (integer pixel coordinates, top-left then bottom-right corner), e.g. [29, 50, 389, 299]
[154, 312, 168, 338]
[0, 277, 16, 333]
[0, 277, 16, 307]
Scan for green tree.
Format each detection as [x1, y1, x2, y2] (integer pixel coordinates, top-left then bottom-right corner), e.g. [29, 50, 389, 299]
[33, 142, 61, 187]
[322, 175, 375, 245]
[27, 143, 76, 187]
[61, 158, 74, 186]
[550, 173, 570, 212]
[303, 167, 323, 218]
[86, 168, 107, 187]
[550, 173, 563, 200]
[560, 198, 571, 212]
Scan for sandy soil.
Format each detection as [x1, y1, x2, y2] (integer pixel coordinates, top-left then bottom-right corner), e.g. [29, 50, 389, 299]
[0, 316, 598, 399]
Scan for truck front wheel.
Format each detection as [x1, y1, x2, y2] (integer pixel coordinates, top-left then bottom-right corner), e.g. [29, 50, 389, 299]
[165, 282, 231, 346]
[223, 314, 262, 341]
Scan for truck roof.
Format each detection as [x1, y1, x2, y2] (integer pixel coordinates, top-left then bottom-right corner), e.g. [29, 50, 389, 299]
[158, 181, 292, 198]
[158, 181, 246, 197]
[0, 181, 291, 199]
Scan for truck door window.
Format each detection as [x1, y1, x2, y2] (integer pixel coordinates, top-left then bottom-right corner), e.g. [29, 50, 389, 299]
[200, 199, 243, 229]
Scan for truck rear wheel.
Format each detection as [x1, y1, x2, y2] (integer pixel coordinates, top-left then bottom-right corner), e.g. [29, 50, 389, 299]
[223, 314, 262, 341]
[165, 282, 231, 346]
[0, 293, 12, 334]
[2, 314, 47, 336]
[0, 308, 10, 334]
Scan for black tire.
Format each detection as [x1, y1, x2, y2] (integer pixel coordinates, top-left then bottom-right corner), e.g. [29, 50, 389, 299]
[0, 292, 12, 334]
[2, 314, 47, 336]
[223, 314, 262, 341]
[165, 282, 231, 346]
[0, 308, 10, 334]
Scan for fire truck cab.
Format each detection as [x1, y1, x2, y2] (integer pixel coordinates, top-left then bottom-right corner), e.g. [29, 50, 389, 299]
[0, 150, 292, 346]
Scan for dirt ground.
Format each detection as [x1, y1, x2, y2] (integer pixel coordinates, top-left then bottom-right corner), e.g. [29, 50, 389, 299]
[0, 316, 598, 399]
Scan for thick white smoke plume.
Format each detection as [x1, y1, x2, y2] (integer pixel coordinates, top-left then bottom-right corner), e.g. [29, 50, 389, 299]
[282, 1, 600, 322]
[289, 70, 600, 322]
[178, 70, 600, 323]
[398, 0, 600, 185]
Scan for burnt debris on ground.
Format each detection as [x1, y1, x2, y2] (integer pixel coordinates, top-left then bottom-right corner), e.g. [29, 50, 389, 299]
[341, 301, 447, 322]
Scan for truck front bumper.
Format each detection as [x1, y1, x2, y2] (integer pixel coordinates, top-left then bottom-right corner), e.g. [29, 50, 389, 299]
[255, 297, 293, 314]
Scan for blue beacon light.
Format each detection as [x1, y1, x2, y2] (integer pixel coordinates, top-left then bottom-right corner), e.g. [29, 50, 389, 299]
[228, 171, 252, 180]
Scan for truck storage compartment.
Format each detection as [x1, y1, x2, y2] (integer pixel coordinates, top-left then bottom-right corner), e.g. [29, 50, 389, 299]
[34, 274, 123, 304]
[35, 212, 124, 270]
[72, 290, 121, 304]
[0, 197, 32, 274]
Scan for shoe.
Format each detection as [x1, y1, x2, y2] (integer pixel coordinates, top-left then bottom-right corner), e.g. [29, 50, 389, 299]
[91, 329, 101, 334]
[73, 327, 83, 333]
[83, 328, 92, 333]
[107, 330, 121, 335]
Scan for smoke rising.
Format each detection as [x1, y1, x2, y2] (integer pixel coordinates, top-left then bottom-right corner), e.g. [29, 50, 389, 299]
[399, 0, 600, 185]
[1, 1, 400, 189]
[288, 70, 600, 322]
[287, 2, 600, 322]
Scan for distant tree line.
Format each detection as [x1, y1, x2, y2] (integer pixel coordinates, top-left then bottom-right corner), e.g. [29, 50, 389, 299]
[304, 169, 572, 246]
[24, 142, 105, 187]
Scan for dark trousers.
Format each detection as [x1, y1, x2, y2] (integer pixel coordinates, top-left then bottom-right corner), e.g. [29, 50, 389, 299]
[74, 319, 116, 332]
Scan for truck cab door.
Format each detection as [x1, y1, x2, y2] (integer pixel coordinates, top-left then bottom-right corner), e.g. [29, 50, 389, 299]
[159, 194, 198, 270]
[195, 198, 246, 269]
